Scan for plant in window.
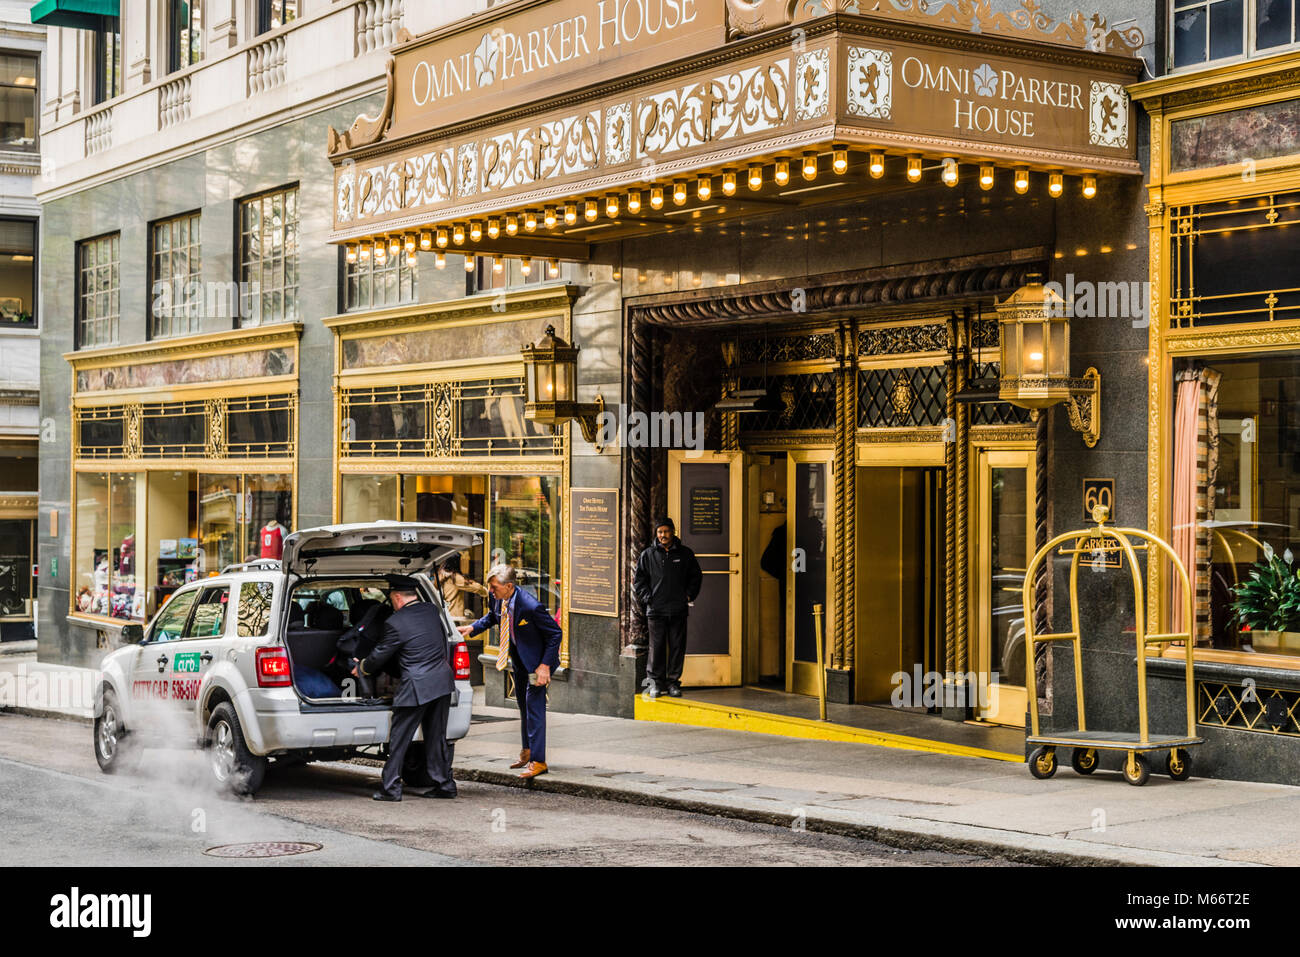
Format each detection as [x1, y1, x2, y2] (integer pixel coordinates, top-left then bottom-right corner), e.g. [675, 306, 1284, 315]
[1231, 546, 1300, 651]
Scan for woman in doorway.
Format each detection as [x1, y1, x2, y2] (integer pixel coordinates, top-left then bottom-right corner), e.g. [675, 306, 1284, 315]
[437, 552, 488, 624]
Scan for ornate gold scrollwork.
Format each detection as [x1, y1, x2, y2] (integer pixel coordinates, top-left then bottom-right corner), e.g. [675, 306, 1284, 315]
[205, 398, 228, 459]
[123, 404, 142, 459]
[1063, 366, 1101, 448]
[327, 59, 397, 155]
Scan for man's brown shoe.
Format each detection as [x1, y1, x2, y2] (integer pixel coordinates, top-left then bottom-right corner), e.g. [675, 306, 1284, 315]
[509, 749, 531, 769]
[518, 761, 548, 779]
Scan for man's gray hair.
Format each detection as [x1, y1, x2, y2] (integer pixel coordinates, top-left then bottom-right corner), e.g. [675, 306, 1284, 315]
[486, 563, 517, 585]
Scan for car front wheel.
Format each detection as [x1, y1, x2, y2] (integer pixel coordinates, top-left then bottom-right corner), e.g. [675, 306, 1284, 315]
[206, 702, 267, 796]
[94, 689, 141, 774]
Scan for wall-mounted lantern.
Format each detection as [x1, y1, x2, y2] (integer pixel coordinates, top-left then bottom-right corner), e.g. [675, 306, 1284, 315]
[997, 275, 1101, 447]
[521, 325, 605, 448]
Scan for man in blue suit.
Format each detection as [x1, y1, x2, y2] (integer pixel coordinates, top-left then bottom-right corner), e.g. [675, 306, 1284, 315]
[459, 564, 562, 779]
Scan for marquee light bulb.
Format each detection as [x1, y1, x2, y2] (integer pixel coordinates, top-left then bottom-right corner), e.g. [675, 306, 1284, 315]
[406, 251, 417, 268]
[835, 148, 850, 175]
[774, 160, 789, 186]
[1014, 168, 1029, 194]
[492, 254, 504, 274]
[979, 165, 994, 190]
[436, 227, 449, 248]
[524, 210, 538, 232]
[544, 206, 558, 228]
[697, 175, 712, 201]
[358, 243, 371, 262]
[505, 215, 518, 236]
[672, 180, 688, 205]
[464, 254, 475, 272]
[419, 230, 432, 250]
[469, 221, 483, 242]
[868, 152, 884, 178]
[521, 256, 532, 276]
[801, 152, 818, 180]
[906, 155, 922, 182]
[721, 170, 737, 195]
[1048, 172, 1064, 197]
[345, 245, 357, 264]
[547, 258, 559, 278]
[435, 252, 446, 270]
[403, 233, 416, 253]
[487, 218, 500, 240]
[1082, 175, 1097, 199]
[452, 223, 465, 245]
[748, 164, 763, 190]
[374, 241, 387, 263]
[387, 236, 401, 256]
[606, 193, 620, 218]
[627, 190, 642, 214]
[941, 158, 958, 187]
[565, 204, 578, 225]
[650, 186, 664, 209]
[585, 198, 598, 222]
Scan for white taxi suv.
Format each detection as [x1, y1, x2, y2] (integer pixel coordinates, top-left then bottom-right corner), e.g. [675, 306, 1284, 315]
[92, 522, 480, 795]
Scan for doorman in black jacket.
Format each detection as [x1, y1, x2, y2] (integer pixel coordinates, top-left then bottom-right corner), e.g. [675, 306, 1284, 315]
[354, 575, 456, 801]
[633, 517, 703, 698]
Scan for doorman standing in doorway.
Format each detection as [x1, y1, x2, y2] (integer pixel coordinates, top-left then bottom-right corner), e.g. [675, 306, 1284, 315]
[634, 517, 703, 698]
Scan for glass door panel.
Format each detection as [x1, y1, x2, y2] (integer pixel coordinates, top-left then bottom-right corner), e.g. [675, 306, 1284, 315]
[787, 450, 833, 697]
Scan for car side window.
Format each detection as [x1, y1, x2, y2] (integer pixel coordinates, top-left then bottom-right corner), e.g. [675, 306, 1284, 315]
[185, 587, 230, 639]
[150, 589, 198, 643]
[237, 581, 275, 637]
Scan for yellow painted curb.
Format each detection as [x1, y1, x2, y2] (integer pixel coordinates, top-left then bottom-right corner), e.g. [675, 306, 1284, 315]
[634, 694, 1023, 763]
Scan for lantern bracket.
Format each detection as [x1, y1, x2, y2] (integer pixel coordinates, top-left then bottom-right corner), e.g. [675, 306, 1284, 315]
[1014, 367, 1101, 447]
[575, 393, 606, 451]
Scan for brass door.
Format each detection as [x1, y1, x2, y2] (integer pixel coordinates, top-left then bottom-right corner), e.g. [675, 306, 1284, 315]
[975, 449, 1035, 726]
[668, 451, 742, 686]
[786, 450, 834, 696]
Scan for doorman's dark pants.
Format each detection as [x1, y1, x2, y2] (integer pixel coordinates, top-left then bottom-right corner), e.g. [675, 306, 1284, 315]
[510, 650, 549, 763]
[646, 613, 688, 686]
[380, 695, 452, 798]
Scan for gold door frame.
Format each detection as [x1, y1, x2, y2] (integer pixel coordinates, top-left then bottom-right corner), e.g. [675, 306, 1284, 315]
[786, 448, 835, 696]
[669, 450, 743, 687]
[973, 446, 1036, 726]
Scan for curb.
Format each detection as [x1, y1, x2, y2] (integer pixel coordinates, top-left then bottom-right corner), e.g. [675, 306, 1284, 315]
[0, 706, 93, 725]
[450, 760, 1248, 868]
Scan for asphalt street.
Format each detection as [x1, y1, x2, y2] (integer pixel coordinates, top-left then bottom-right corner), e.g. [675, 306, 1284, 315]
[0, 712, 1020, 866]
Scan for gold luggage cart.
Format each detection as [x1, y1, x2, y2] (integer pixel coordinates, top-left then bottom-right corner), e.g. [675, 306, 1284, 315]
[1022, 505, 1203, 786]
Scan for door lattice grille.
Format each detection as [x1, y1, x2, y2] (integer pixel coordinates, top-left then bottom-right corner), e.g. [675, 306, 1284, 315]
[1198, 680, 1300, 736]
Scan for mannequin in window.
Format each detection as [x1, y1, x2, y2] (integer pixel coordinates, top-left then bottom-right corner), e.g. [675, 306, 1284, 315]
[260, 518, 285, 560]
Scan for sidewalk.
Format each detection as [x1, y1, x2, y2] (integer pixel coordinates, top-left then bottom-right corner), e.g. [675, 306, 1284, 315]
[456, 702, 1295, 867]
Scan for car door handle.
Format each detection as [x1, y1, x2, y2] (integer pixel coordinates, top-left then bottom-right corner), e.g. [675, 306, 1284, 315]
[200, 652, 213, 664]
[156, 655, 168, 673]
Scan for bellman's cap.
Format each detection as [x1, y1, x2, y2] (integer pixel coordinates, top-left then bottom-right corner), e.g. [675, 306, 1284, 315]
[384, 574, 421, 593]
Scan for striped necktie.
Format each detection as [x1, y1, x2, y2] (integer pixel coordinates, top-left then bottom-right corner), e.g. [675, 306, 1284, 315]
[495, 603, 512, 671]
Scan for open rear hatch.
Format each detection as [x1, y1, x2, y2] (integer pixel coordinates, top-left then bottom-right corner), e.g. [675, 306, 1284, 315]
[282, 522, 484, 578]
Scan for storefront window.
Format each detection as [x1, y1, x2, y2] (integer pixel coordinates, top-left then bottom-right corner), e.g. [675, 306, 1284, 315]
[243, 474, 292, 562]
[1173, 352, 1300, 656]
[341, 473, 398, 523]
[491, 475, 562, 618]
[74, 472, 143, 620]
[0, 519, 33, 619]
[199, 474, 241, 573]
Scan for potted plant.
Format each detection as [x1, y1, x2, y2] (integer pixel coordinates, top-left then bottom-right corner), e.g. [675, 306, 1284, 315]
[1230, 546, 1300, 654]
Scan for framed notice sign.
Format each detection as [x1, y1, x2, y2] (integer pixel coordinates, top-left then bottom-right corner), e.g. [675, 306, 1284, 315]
[568, 488, 619, 617]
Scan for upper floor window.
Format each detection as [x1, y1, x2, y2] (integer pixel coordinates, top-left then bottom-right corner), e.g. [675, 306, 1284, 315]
[0, 54, 36, 151]
[239, 186, 297, 327]
[0, 218, 35, 327]
[469, 256, 547, 295]
[256, 0, 298, 34]
[344, 244, 417, 311]
[150, 211, 202, 339]
[93, 18, 122, 105]
[169, 0, 204, 72]
[77, 233, 120, 349]
[1172, 0, 1300, 69]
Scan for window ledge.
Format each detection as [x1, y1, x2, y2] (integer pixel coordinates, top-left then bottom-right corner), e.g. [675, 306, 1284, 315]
[1147, 648, 1300, 684]
[66, 612, 139, 630]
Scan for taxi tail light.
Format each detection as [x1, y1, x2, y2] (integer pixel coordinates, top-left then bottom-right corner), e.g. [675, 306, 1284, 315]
[452, 642, 471, 681]
[256, 646, 293, 687]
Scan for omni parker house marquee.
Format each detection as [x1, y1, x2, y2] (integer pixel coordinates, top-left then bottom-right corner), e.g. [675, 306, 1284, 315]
[327, 0, 1142, 259]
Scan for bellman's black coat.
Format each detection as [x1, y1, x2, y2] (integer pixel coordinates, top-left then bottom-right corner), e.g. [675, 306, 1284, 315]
[359, 602, 454, 707]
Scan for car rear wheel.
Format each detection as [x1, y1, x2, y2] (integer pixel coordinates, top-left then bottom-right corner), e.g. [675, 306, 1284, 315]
[94, 689, 141, 774]
[206, 702, 267, 796]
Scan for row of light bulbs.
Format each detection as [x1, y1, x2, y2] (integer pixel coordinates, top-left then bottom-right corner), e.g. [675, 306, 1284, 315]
[343, 149, 1099, 270]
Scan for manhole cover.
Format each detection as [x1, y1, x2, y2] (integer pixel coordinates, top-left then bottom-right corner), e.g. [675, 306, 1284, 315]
[203, 841, 322, 859]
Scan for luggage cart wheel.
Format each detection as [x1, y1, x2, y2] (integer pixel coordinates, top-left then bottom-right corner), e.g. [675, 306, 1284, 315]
[1070, 747, 1099, 775]
[1166, 748, 1192, 781]
[1122, 752, 1150, 787]
[1028, 746, 1057, 779]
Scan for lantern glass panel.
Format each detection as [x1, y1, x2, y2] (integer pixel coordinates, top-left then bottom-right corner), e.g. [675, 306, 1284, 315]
[1001, 321, 1019, 379]
[1049, 319, 1068, 377]
[1022, 322, 1045, 376]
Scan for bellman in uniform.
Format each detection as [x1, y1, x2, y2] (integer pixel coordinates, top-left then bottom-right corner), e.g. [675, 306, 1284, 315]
[459, 564, 561, 779]
[354, 575, 457, 801]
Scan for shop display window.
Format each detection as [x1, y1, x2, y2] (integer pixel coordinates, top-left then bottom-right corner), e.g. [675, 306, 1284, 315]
[491, 475, 562, 619]
[1172, 352, 1300, 657]
[341, 473, 398, 524]
[74, 471, 143, 620]
[0, 519, 33, 619]
[243, 474, 292, 562]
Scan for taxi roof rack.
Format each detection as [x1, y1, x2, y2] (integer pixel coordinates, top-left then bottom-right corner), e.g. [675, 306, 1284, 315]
[221, 559, 283, 574]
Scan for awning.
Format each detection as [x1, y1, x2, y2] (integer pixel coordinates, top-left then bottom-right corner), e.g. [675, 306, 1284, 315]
[31, 0, 117, 30]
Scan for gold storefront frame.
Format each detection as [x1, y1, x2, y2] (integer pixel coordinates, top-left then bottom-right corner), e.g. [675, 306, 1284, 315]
[330, 288, 574, 669]
[1134, 51, 1300, 669]
[65, 324, 303, 628]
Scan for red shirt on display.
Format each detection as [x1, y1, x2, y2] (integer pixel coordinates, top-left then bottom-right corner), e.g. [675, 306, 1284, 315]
[260, 524, 284, 559]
